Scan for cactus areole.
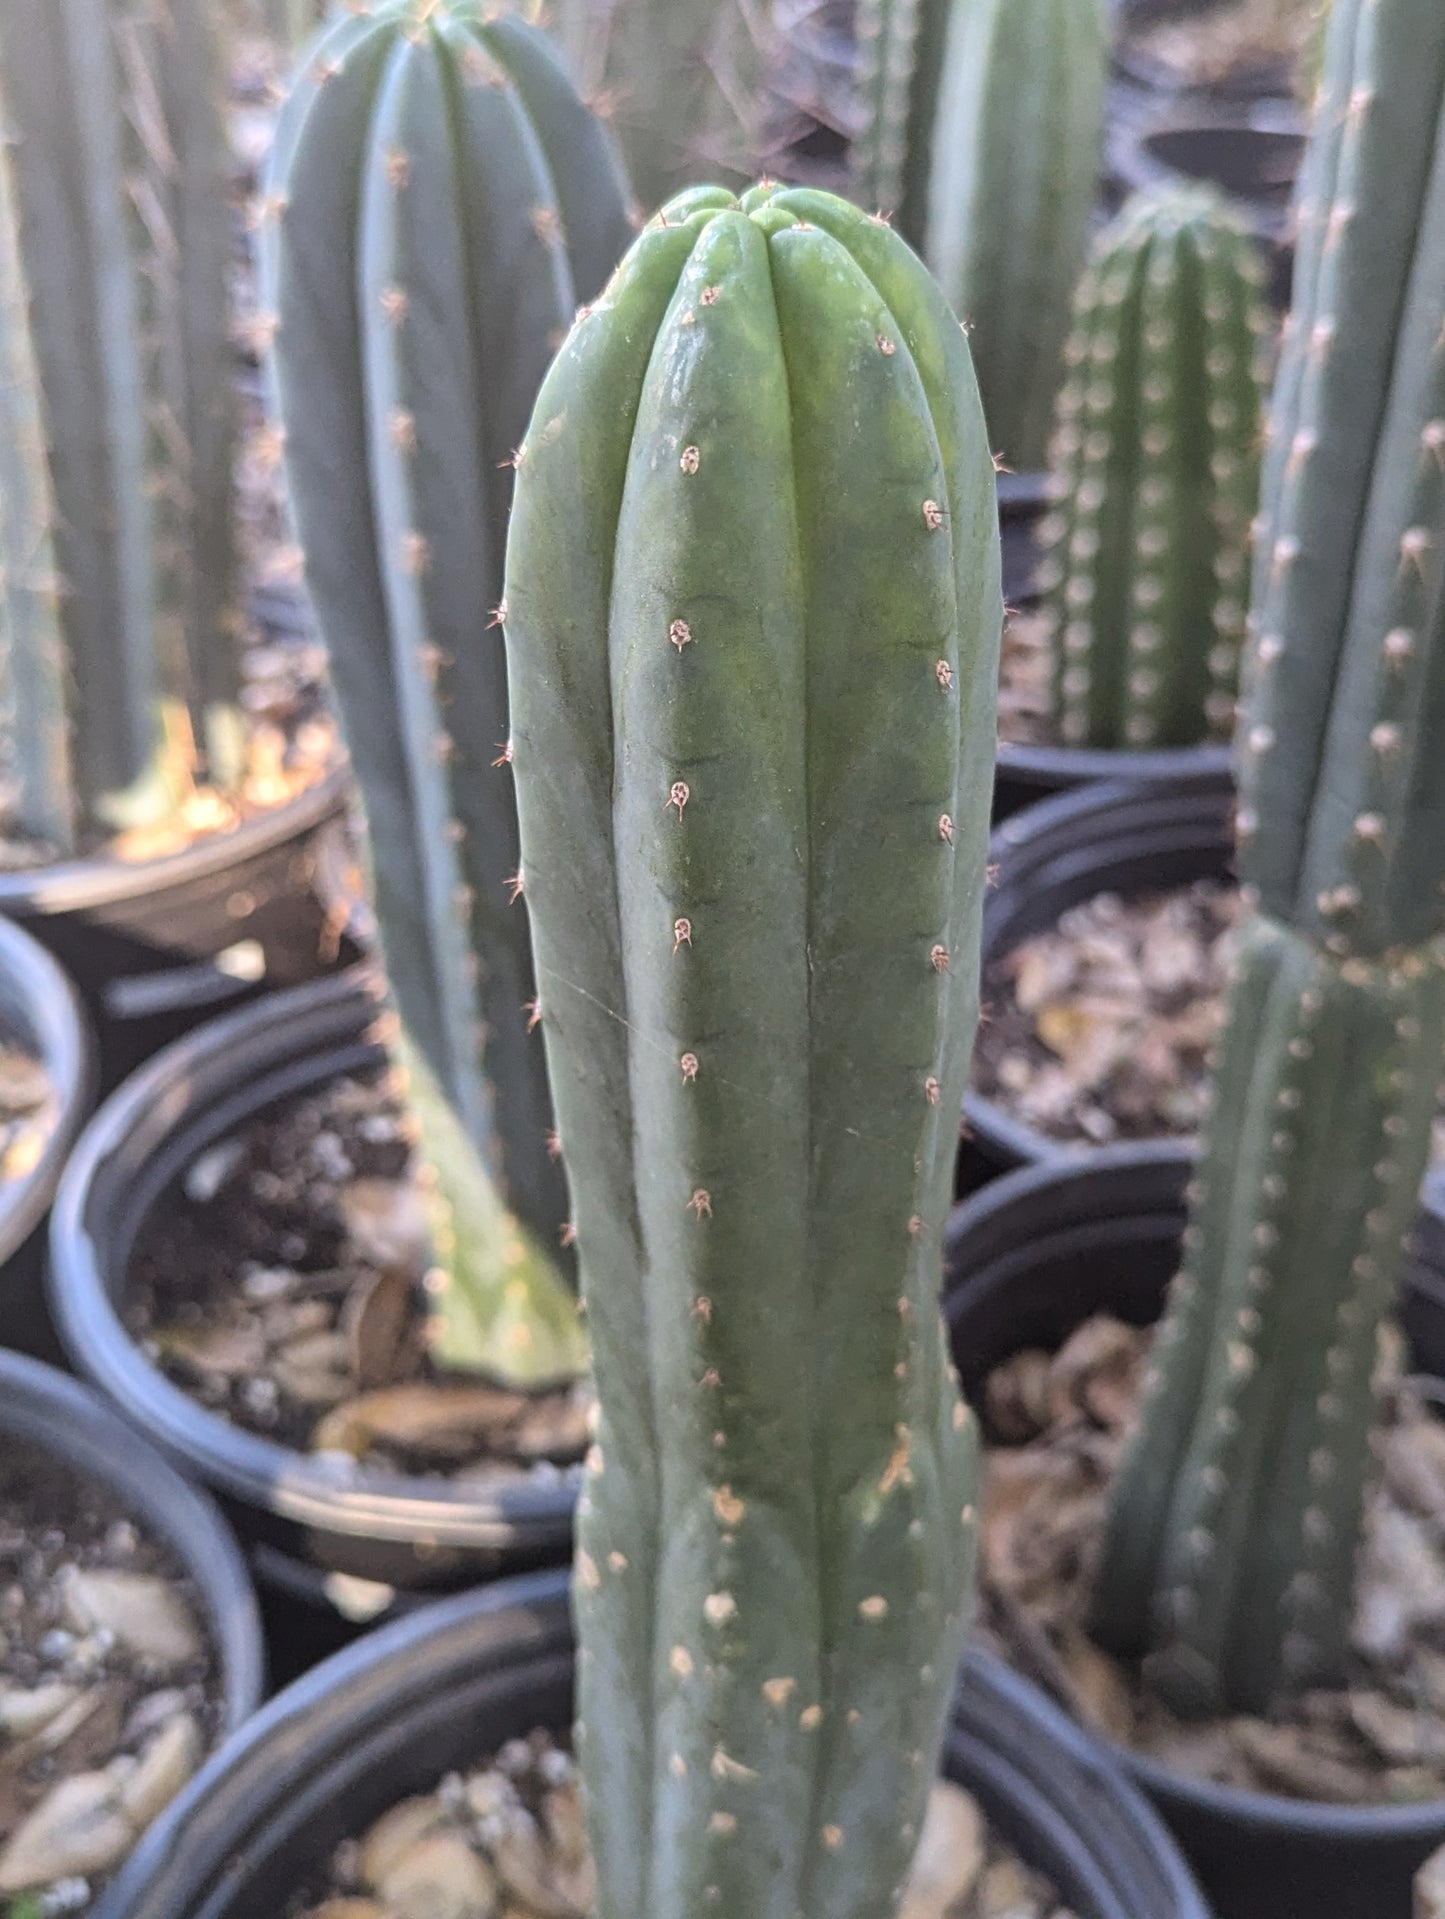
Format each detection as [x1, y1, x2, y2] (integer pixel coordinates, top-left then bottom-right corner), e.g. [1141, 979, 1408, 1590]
[504, 184, 1002, 1917]
[1094, 0, 1445, 1718]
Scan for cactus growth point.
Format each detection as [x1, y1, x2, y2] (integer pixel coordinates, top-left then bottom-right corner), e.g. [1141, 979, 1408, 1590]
[923, 0, 1109, 473]
[0, 0, 241, 850]
[1094, 0, 1445, 1714]
[504, 183, 1002, 1919]
[264, 1, 632, 1383]
[1037, 189, 1267, 752]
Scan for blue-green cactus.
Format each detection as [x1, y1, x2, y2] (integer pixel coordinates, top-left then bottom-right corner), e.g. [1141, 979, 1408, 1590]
[1037, 188, 1267, 751]
[923, 0, 1108, 472]
[264, 0, 634, 1382]
[504, 183, 1001, 1918]
[0, 0, 241, 851]
[1094, 0, 1445, 1715]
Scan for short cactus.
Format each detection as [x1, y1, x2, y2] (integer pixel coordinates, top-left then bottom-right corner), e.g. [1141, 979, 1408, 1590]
[1094, 0, 1445, 1714]
[923, 0, 1109, 472]
[1037, 189, 1267, 752]
[264, 0, 633, 1382]
[504, 183, 1001, 1918]
[0, 0, 242, 851]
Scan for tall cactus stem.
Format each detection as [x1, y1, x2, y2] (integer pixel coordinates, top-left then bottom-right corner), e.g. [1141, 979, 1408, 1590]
[1094, 0, 1445, 1715]
[923, 0, 1108, 472]
[266, 1, 633, 1383]
[505, 183, 1001, 1919]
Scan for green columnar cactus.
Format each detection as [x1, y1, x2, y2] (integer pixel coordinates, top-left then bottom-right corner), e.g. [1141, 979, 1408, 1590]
[0, 139, 70, 852]
[852, 0, 954, 243]
[1037, 188, 1267, 752]
[553, 0, 766, 215]
[504, 183, 1001, 1918]
[1093, 0, 1445, 1715]
[264, 0, 633, 1383]
[0, 0, 242, 850]
[923, 0, 1108, 472]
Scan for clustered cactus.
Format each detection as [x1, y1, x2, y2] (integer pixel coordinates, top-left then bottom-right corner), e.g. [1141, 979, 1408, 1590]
[1093, 0, 1445, 1714]
[504, 182, 1002, 1918]
[1037, 188, 1267, 752]
[0, 0, 241, 853]
[923, 0, 1108, 473]
[264, 0, 635, 1382]
[852, 0, 1107, 472]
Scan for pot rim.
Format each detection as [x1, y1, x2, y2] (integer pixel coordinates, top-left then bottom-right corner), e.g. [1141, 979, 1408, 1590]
[0, 913, 96, 1267]
[47, 968, 577, 1555]
[101, 1564, 1208, 1919]
[0, 1346, 264, 1732]
[0, 761, 351, 918]
[945, 1141, 1445, 1841]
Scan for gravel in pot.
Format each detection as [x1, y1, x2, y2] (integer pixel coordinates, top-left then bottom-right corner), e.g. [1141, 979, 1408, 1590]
[47, 973, 582, 1656]
[962, 773, 1238, 1188]
[0, 1351, 263, 1913]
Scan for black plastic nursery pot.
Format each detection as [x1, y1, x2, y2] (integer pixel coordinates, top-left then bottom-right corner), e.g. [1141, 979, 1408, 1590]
[97, 1564, 1208, 1919]
[963, 769, 1237, 1191]
[942, 1144, 1445, 1919]
[1107, 102, 1304, 308]
[0, 913, 96, 1362]
[46, 969, 579, 1664]
[0, 1347, 265, 1733]
[0, 763, 355, 1095]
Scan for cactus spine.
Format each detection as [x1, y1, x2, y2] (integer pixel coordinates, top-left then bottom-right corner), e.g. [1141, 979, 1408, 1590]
[265, 1, 633, 1383]
[922, 0, 1108, 473]
[1037, 189, 1267, 752]
[1093, 0, 1445, 1715]
[0, 0, 241, 850]
[504, 183, 1001, 1919]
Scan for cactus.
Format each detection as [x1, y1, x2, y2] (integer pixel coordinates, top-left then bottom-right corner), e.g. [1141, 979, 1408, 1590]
[1036, 189, 1267, 752]
[263, 1, 633, 1382]
[922, 0, 1108, 473]
[504, 183, 1001, 1918]
[1093, 0, 1445, 1715]
[553, 0, 768, 215]
[0, 0, 242, 851]
[851, 0, 954, 242]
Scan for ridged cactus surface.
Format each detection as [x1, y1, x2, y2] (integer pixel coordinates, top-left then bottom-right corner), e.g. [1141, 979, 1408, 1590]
[923, 0, 1108, 473]
[1038, 189, 1266, 751]
[1094, 0, 1445, 1714]
[0, 0, 241, 847]
[852, 0, 952, 242]
[504, 183, 1001, 1917]
[0, 138, 70, 851]
[265, 0, 633, 1381]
